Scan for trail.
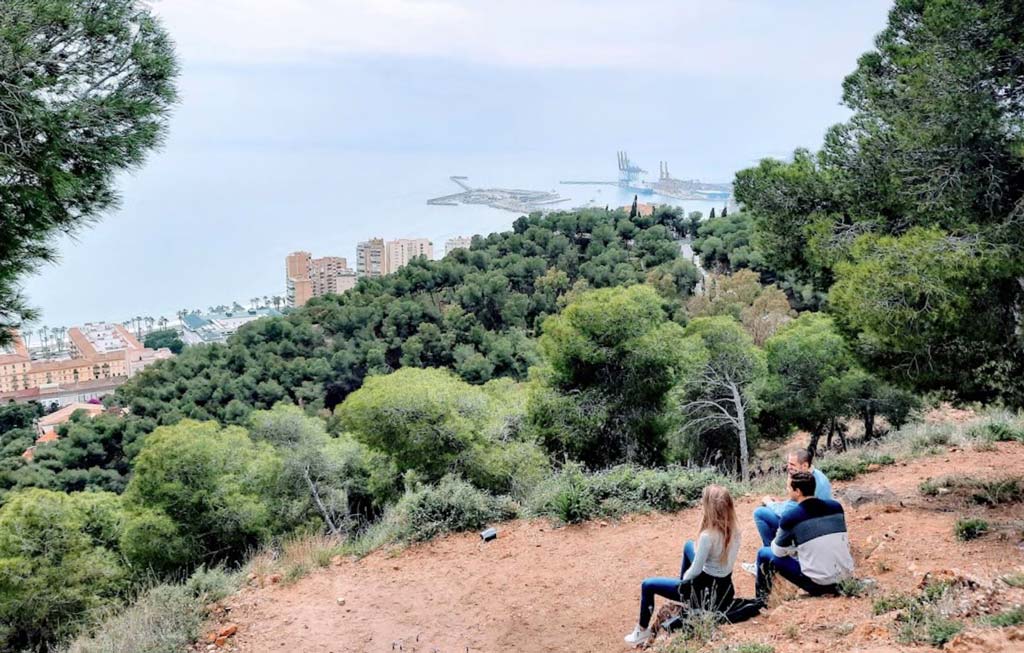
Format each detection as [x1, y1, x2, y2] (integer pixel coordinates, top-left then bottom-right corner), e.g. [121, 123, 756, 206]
[215, 443, 1024, 653]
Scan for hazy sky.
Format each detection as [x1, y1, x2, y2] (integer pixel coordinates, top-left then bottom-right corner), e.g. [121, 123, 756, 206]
[24, 0, 894, 327]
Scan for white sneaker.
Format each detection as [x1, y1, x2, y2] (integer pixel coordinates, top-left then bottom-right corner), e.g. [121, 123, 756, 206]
[741, 562, 757, 576]
[624, 625, 653, 645]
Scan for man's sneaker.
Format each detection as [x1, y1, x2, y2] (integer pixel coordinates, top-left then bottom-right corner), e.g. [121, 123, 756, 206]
[624, 625, 653, 645]
[741, 562, 757, 576]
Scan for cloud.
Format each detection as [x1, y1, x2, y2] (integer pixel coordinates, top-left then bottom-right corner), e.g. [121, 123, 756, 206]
[151, 0, 891, 79]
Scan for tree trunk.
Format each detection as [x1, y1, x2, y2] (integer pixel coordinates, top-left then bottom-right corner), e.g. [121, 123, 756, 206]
[303, 464, 342, 538]
[806, 425, 824, 462]
[728, 381, 750, 483]
[864, 409, 875, 441]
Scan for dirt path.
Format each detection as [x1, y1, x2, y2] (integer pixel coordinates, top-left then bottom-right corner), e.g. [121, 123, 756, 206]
[219, 443, 1024, 653]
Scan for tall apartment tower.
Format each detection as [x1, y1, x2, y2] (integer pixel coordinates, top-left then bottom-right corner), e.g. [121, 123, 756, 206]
[386, 238, 434, 273]
[286, 251, 357, 307]
[285, 251, 313, 308]
[444, 236, 472, 257]
[356, 238, 386, 278]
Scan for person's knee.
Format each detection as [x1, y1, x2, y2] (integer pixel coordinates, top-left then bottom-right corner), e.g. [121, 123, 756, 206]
[756, 547, 773, 565]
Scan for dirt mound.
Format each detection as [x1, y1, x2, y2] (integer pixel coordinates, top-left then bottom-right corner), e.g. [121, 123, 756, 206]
[215, 444, 1024, 652]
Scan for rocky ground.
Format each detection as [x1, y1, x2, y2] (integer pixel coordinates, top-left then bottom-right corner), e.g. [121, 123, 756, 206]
[201, 442, 1024, 652]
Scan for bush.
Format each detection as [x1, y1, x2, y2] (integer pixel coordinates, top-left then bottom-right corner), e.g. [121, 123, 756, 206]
[873, 593, 914, 615]
[720, 645, 775, 653]
[984, 607, 1024, 627]
[64, 585, 203, 653]
[528, 464, 729, 524]
[384, 476, 515, 543]
[968, 421, 1024, 443]
[183, 565, 238, 603]
[817, 453, 895, 481]
[123, 420, 282, 570]
[0, 489, 129, 652]
[954, 518, 989, 541]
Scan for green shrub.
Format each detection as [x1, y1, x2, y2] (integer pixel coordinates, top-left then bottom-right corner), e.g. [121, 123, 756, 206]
[527, 464, 728, 524]
[64, 585, 204, 653]
[910, 428, 953, 452]
[388, 475, 514, 542]
[954, 518, 989, 541]
[0, 490, 130, 652]
[720, 644, 775, 653]
[873, 593, 914, 615]
[817, 453, 895, 482]
[183, 565, 238, 603]
[1001, 573, 1024, 588]
[984, 607, 1024, 627]
[968, 422, 1024, 443]
[837, 577, 870, 597]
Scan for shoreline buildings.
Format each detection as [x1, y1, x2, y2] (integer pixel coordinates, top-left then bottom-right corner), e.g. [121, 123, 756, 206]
[286, 251, 358, 308]
[0, 323, 173, 406]
[180, 308, 282, 344]
[289, 239, 434, 306]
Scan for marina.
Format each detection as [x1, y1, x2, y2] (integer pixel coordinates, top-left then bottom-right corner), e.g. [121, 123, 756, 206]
[427, 176, 571, 213]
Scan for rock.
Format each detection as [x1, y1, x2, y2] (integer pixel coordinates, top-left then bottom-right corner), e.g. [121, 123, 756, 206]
[598, 520, 608, 527]
[268, 573, 282, 584]
[214, 637, 227, 647]
[337, 597, 346, 606]
[866, 463, 882, 472]
[331, 555, 344, 566]
[838, 486, 900, 508]
[218, 624, 238, 638]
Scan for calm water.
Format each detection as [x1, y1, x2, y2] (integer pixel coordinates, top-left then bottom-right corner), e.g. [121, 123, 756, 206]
[25, 149, 724, 327]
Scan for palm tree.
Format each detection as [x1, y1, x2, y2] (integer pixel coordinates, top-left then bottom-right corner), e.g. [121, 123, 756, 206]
[158, 316, 168, 330]
[38, 326, 50, 356]
[262, 295, 269, 310]
[54, 327, 67, 353]
[21, 329, 33, 350]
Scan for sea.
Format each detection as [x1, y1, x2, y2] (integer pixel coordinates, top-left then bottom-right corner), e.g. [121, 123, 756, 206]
[23, 149, 725, 328]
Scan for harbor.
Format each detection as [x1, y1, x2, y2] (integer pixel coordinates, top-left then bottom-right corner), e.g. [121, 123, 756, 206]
[427, 176, 571, 213]
[560, 151, 732, 201]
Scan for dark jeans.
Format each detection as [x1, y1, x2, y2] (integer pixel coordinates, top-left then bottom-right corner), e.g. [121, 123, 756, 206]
[753, 507, 781, 547]
[637, 540, 736, 628]
[755, 546, 839, 599]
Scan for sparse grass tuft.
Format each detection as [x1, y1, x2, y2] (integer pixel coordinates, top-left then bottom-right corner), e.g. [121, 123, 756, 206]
[984, 607, 1024, 627]
[954, 517, 990, 541]
[719, 644, 775, 653]
[1000, 573, 1024, 589]
[873, 592, 914, 615]
[968, 421, 1024, 443]
[837, 577, 871, 597]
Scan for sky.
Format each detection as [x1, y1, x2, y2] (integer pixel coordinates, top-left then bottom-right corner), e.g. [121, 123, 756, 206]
[23, 0, 894, 327]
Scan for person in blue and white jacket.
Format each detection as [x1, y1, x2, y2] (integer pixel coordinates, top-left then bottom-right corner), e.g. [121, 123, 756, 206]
[755, 470, 854, 598]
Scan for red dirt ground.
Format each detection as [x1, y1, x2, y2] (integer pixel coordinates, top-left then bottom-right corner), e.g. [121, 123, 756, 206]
[214, 442, 1024, 653]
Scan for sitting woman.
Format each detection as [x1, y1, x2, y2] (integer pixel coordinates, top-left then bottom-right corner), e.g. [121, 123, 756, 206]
[624, 484, 740, 646]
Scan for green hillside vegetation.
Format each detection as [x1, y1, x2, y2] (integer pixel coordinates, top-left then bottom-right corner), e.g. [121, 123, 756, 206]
[3, 1, 1024, 651]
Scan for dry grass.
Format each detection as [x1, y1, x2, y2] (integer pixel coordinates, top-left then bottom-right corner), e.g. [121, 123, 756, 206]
[246, 532, 344, 586]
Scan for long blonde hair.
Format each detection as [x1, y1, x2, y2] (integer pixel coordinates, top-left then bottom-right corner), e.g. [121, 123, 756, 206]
[699, 484, 737, 563]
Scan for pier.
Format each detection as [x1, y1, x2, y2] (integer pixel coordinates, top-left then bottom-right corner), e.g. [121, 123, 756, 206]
[427, 176, 570, 213]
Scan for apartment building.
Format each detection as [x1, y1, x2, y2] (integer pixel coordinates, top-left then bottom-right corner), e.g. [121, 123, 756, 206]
[385, 238, 434, 273]
[0, 323, 173, 405]
[444, 236, 473, 257]
[285, 251, 358, 307]
[355, 238, 386, 278]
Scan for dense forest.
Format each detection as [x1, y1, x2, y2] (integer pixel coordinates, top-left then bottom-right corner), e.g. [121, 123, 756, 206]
[2, 0, 1023, 650]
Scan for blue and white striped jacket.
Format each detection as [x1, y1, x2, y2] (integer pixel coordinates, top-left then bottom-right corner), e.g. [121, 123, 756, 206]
[771, 498, 855, 585]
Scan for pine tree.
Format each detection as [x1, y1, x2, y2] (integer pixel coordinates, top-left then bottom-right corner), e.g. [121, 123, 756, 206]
[630, 195, 638, 219]
[709, 207, 717, 219]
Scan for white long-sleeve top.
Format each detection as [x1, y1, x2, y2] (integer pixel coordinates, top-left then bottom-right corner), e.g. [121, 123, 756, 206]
[682, 529, 741, 582]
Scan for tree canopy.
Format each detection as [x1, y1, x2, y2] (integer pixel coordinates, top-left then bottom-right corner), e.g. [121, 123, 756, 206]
[0, 0, 179, 341]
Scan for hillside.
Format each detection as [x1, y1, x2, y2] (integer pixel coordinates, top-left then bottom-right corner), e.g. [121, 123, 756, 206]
[204, 439, 1024, 652]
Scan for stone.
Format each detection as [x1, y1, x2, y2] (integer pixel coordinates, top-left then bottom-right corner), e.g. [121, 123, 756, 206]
[268, 573, 282, 584]
[337, 597, 346, 606]
[866, 463, 882, 472]
[331, 555, 344, 566]
[218, 624, 238, 638]
[837, 486, 900, 508]
[215, 637, 227, 647]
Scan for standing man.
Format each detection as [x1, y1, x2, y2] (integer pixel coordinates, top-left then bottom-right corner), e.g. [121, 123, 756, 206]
[755, 471, 854, 598]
